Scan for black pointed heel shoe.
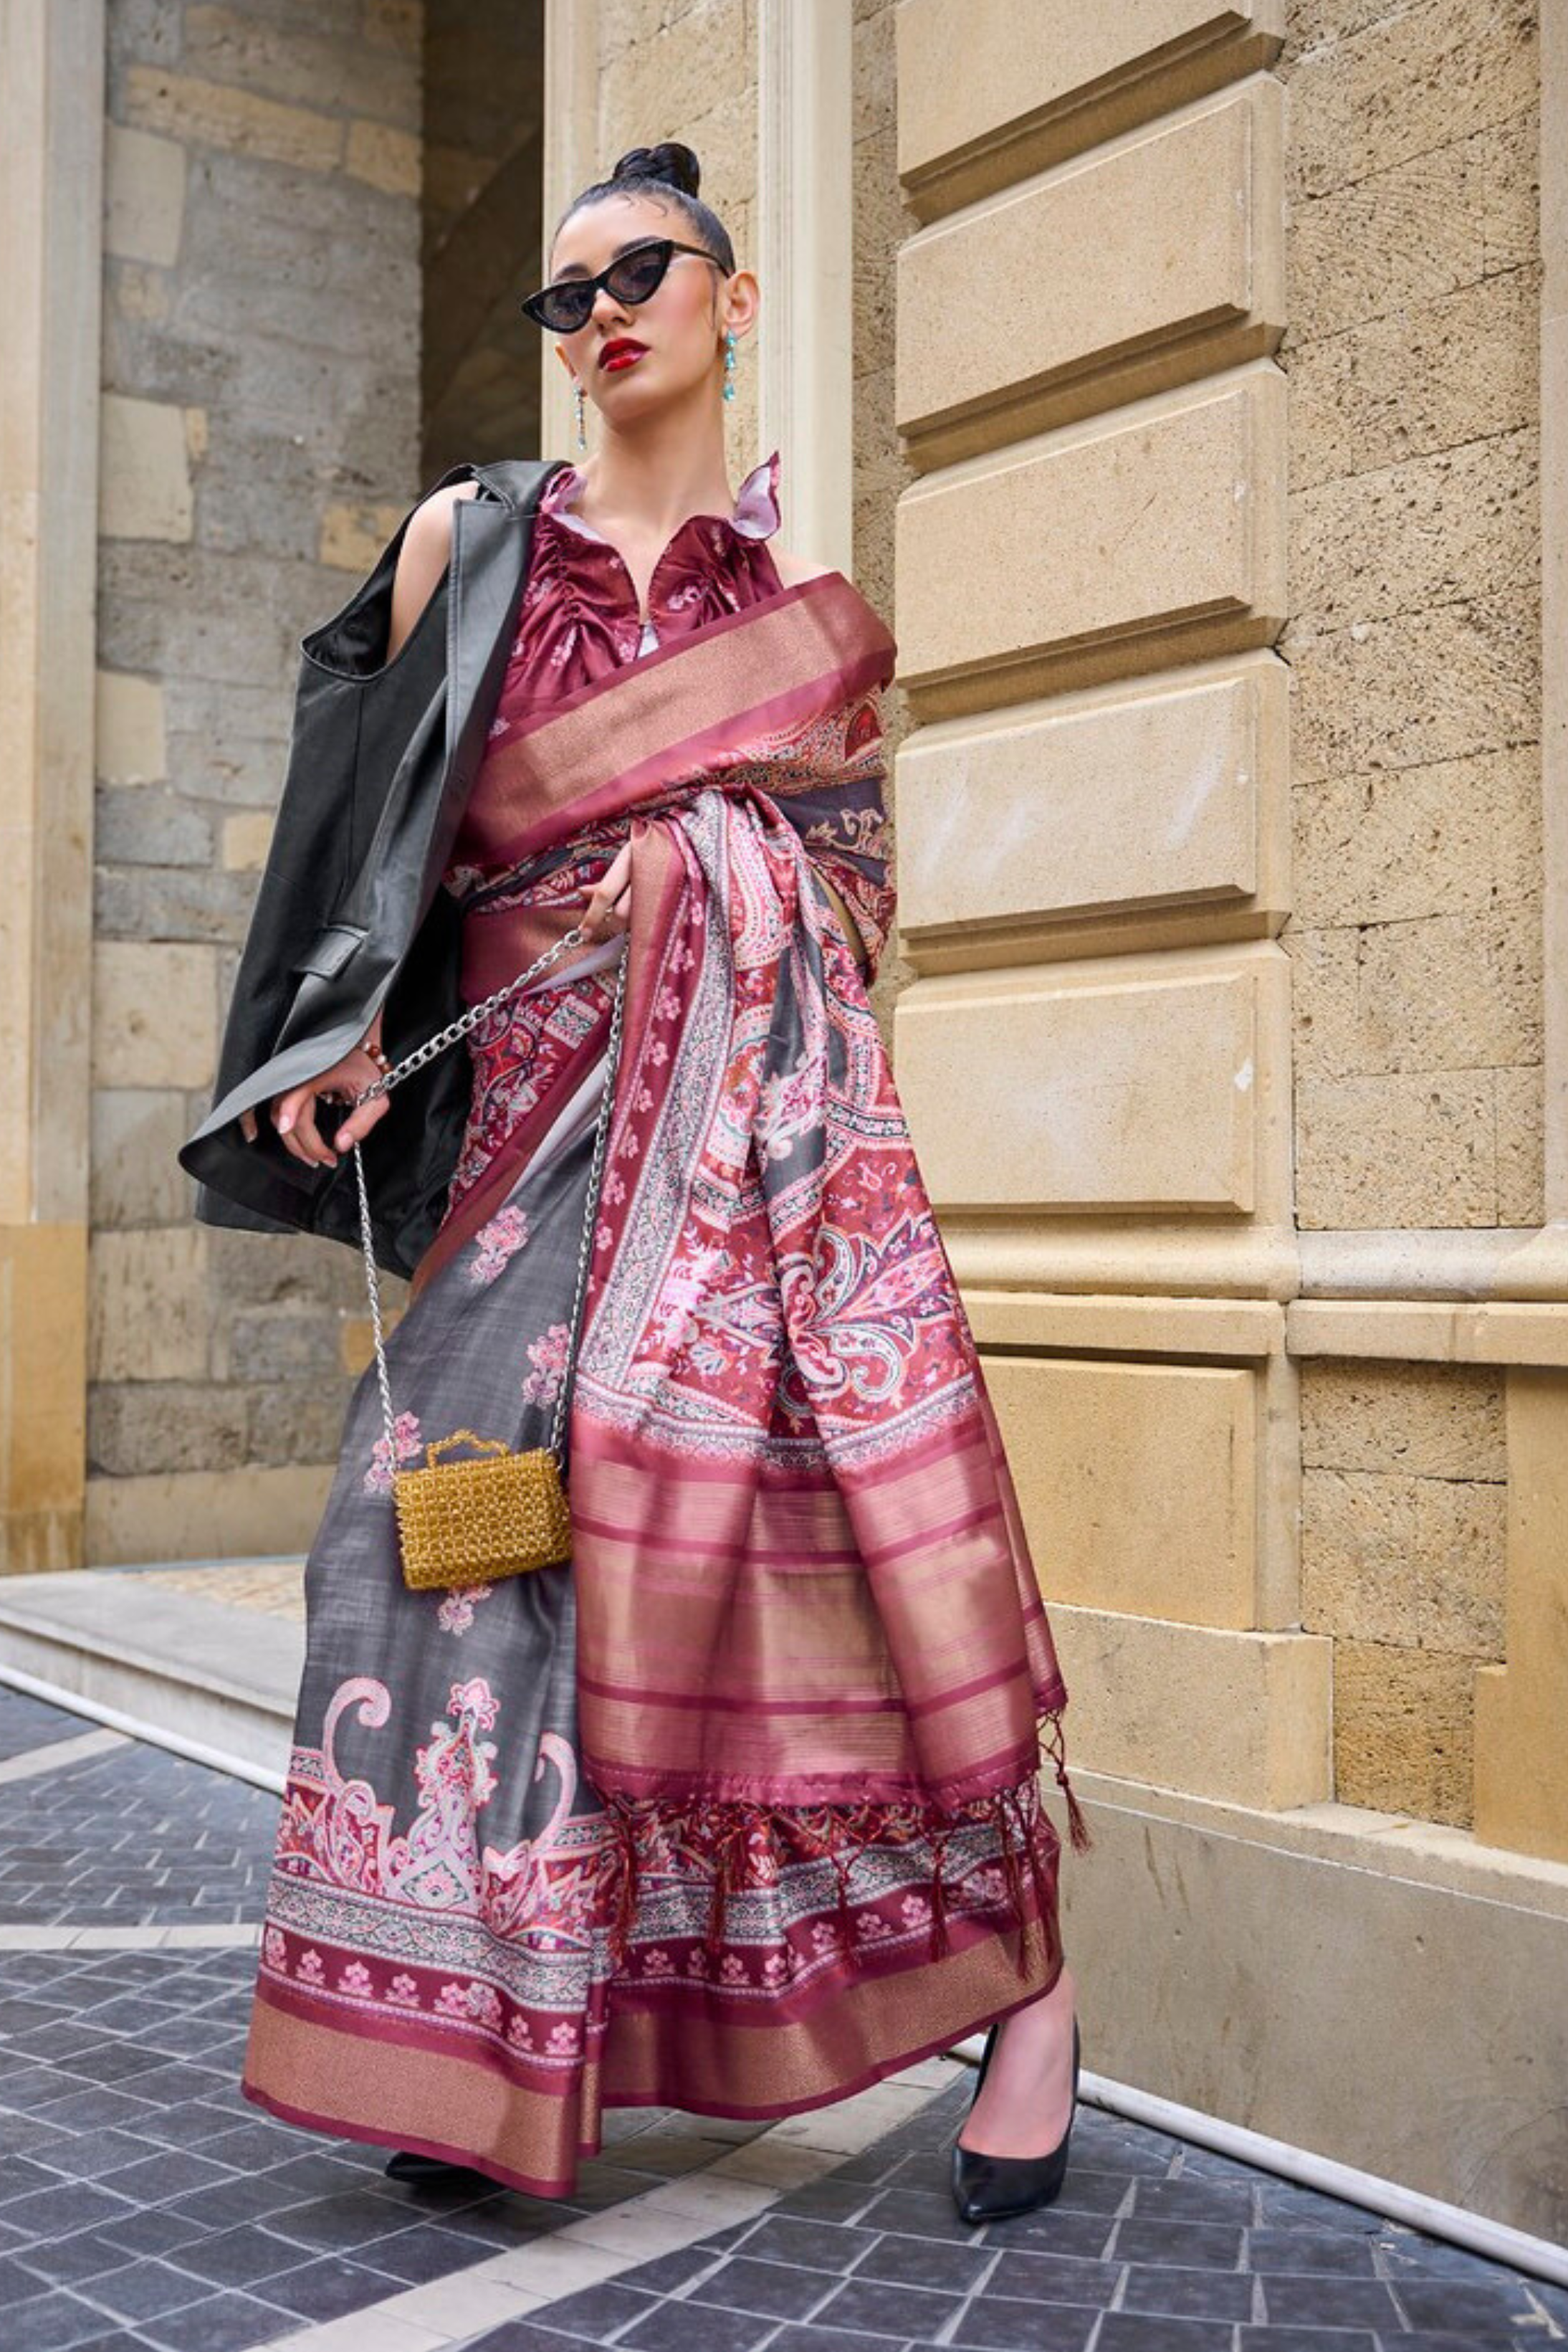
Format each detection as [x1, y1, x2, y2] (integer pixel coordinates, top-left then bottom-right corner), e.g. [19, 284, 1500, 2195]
[384, 2148, 489, 2186]
[951, 2011, 1081, 2224]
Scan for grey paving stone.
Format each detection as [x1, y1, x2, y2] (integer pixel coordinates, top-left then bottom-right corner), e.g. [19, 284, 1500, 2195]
[0, 2181, 142, 2240]
[740, 2215, 883, 2274]
[1248, 2225, 1380, 2273]
[259, 2185, 426, 2255]
[616, 2242, 732, 2295]
[974, 2205, 1117, 2260]
[1238, 2332, 1380, 2352]
[67, 2254, 214, 2323]
[982, 2247, 1122, 2308]
[689, 2251, 840, 2318]
[254, 2248, 418, 2321]
[92, 2207, 212, 2260]
[852, 2232, 992, 2295]
[1375, 2338, 1520, 2352]
[4, 1687, 1560, 2352]
[952, 2298, 1100, 2350]
[1109, 2214, 1248, 2268]
[1094, 2316, 1237, 2351]
[509, 2275, 661, 2336]
[853, 2183, 997, 2245]
[768, 2175, 881, 2225]
[1129, 2173, 1256, 2223]
[132, 2286, 300, 2351]
[811, 2272, 963, 2337]
[92, 2148, 237, 2205]
[1261, 2272, 1405, 2328]
[0, 1687, 100, 1762]
[0, 2286, 140, 2351]
[16, 2227, 156, 2286]
[1389, 2272, 1548, 2332]
[764, 2328, 927, 2352]
[42, 2333, 161, 2352]
[305, 2214, 487, 2285]
[1119, 2260, 1258, 2320]
[0, 2248, 56, 2300]
[620, 2300, 780, 2349]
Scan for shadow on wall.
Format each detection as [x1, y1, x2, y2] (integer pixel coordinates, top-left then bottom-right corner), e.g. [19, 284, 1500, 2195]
[422, 0, 545, 479]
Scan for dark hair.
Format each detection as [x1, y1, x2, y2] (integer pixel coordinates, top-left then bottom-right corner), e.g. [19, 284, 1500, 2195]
[550, 141, 735, 280]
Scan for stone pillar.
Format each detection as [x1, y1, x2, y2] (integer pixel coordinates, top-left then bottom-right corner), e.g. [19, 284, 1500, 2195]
[0, 0, 106, 1573]
[891, 0, 1320, 1813]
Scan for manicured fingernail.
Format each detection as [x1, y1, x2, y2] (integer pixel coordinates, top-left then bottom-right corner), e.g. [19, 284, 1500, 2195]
[279, 1112, 292, 1133]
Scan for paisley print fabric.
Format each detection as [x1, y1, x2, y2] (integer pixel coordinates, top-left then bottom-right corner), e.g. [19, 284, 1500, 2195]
[239, 452, 1086, 2199]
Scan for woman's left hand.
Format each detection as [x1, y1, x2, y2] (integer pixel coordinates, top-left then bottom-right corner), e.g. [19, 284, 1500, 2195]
[579, 839, 634, 943]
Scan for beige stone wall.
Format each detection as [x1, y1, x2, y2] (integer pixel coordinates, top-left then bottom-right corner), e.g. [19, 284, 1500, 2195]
[1301, 1358, 1507, 1825]
[882, 0, 1567, 2224]
[580, 0, 762, 452]
[1279, 0, 1543, 1827]
[87, 0, 424, 1564]
[1281, 0, 1543, 1234]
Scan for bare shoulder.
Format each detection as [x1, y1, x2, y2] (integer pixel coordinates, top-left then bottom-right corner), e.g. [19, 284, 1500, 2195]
[770, 548, 838, 589]
[387, 477, 482, 660]
[404, 474, 482, 555]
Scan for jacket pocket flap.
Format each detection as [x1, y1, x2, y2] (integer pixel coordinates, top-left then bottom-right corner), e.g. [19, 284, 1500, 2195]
[292, 923, 365, 979]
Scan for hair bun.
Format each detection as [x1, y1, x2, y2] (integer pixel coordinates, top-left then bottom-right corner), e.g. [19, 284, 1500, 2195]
[611, 141, 701, 199]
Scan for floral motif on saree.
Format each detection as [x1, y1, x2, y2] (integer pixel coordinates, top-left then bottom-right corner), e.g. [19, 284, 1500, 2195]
[240, 465, 1088, 2200]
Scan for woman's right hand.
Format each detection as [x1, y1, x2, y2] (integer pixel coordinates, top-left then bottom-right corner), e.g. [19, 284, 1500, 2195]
[239, 1042, 391, 1167]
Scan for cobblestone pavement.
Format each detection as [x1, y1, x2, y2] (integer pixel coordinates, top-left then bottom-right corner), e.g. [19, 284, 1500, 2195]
[0, 1680, 1562, 2352]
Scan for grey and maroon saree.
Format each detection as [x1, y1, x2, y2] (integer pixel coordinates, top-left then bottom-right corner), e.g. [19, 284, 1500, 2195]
[241, 563, 1089, 2197]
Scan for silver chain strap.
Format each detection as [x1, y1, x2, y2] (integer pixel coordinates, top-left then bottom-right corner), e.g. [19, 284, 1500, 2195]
[347, 922, 630, 1479]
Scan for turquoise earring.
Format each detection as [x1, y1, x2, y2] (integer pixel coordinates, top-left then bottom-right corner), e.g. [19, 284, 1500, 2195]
[722, 328, 737, 402]
[575, 381, 587, 450]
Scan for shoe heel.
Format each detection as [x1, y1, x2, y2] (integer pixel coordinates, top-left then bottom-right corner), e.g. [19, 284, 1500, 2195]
[951, 2012, 1081, 2227]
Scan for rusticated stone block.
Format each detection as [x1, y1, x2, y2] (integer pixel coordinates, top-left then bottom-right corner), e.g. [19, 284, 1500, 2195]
[88, 1227, 208, 1384]
[1301, 1465, 1505, 1656]
[99, 392, 193, 542]
[87, 1381, 247, 1477]
[896, 371, 1287, 695]
[246, 1379, 355, 1469]
[92, 941, 217, 1090]
[1332, 1637, 1478, 1829]
[898, 83, 1283, 437]
[1301, 1360, 1506, 1481]
[1292, 748, 1539, 929]
[90, 1090, 196, 1230]
[104, 121, 186, 267]
[983, 1353, 1258, 1629]
[898, 654, 1287, 936]
[1294, 1070, 1498, 1229]
[897, 959, 1263, 1213]
[122, 65, 345, 173]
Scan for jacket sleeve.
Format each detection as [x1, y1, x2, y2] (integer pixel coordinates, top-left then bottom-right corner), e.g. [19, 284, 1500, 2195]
[180, 463, 482, 1238]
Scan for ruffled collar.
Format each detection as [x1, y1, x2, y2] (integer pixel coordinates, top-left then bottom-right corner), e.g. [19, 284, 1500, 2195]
[541, 447, 781, 549]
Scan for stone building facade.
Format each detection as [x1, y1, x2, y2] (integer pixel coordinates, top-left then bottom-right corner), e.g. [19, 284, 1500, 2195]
[1, 0, 1564, 2239]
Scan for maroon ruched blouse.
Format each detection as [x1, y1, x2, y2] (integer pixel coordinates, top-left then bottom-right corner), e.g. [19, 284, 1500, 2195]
[445, 449, 786, 895]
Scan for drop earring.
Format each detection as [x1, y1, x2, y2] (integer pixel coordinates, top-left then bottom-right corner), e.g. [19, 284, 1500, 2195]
[573, 380, 588, 450]
[722, 328, 737, 403]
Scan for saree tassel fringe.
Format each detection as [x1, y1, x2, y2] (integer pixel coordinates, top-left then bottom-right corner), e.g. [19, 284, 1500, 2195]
[923, 1811, 953, 1965]
[588, 1779, 1069, 1979]
[603, 1795, 643, 1974]
[1043, 1710, 1095, 1855]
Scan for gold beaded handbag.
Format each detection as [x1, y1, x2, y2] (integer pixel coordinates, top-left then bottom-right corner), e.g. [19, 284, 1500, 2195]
[348, 923, 629, 1591]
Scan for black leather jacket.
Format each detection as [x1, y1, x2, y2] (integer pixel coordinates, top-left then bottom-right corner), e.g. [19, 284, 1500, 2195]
[177, 455, 567, 1278]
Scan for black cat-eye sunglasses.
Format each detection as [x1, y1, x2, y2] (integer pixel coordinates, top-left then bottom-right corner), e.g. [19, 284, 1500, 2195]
[519, 237, 727, 335]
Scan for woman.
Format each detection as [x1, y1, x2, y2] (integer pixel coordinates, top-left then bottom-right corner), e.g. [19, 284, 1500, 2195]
[233, 140, 1089, 2224]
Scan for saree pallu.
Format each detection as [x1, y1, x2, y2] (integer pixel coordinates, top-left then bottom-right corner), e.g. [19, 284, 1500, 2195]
[241, 570, 1089, 2197]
